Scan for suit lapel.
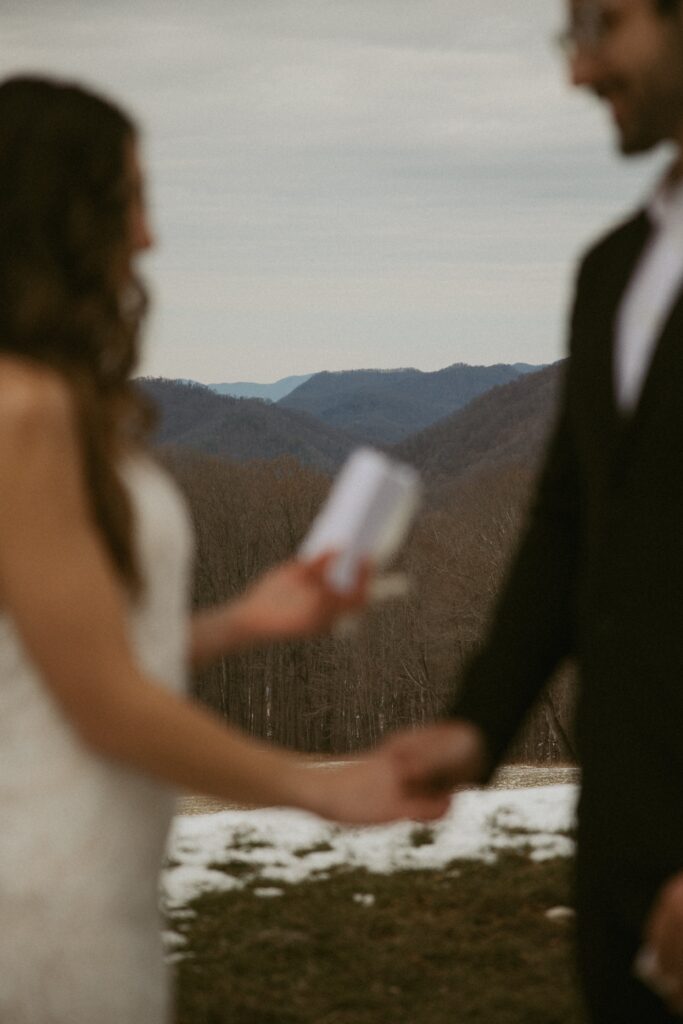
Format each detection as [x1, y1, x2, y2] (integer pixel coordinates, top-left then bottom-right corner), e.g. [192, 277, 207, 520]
[587, 210, 653, 442]
[624, 277, 683, 440]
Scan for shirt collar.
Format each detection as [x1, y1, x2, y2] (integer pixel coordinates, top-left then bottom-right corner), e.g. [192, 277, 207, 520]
[648, 166, 683, 234]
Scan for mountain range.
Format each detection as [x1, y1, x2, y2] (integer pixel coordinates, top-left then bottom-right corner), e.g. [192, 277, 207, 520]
[277, 363, 543, 445]
[392, 362, 562, 488]
[138, 359, 560, 486]
[139, 378, 356, 474]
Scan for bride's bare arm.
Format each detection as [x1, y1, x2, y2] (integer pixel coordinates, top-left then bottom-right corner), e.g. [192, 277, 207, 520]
[189, 555, 368, 668]
[0, 363, 447, 824]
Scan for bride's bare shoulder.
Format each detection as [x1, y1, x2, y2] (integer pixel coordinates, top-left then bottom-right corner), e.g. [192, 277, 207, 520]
[0, 356, 73, 434]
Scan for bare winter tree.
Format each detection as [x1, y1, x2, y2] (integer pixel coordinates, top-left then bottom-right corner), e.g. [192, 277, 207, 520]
[157, 446, 576, 762]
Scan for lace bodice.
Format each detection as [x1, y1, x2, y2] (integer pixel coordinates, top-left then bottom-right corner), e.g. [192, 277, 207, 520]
[0, 455, 194, 1024]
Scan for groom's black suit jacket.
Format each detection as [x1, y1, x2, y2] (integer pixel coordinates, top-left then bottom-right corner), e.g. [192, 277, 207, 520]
[451, 209, 683, 876]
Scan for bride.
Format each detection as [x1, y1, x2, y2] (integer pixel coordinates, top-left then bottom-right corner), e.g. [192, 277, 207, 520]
[0, 74, 447, 1023]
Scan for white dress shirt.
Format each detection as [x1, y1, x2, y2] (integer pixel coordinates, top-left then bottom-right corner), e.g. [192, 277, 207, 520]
[615, 176, 683, 412]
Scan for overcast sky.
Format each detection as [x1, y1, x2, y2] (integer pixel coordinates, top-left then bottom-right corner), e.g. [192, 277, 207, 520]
[0, 0, 670, 383]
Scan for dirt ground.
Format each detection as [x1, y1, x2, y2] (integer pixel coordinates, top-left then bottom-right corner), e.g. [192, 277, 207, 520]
[171, 854, 583, 1024]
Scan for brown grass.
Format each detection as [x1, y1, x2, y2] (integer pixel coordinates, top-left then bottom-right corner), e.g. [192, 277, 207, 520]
[170, 854, 583, 1024]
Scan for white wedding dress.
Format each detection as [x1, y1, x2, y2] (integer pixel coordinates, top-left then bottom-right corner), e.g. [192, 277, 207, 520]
[0, 457, 193, 1023]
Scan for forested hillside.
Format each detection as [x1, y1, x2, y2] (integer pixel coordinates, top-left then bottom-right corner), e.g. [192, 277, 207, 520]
[278, 363, 543, 445]
[394, 362, 563, 491]
[143, 360, 573, 763]
[139, 363, 558, 479]
[138, 377, 356, 473]
[159, 430, 574, 763]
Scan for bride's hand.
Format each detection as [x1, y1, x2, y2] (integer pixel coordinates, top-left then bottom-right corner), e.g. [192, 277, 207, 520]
[230, 552, 370, 644]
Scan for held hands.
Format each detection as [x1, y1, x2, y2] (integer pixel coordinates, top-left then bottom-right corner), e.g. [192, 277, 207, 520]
[382, 720, 490, 798]
[293, 747, 453, 826]
[636, 873, 683, 1015]
[290, 718, 489, 827]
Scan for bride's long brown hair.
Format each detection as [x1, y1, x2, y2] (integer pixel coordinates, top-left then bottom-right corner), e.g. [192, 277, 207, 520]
[0, 75, 154, 594]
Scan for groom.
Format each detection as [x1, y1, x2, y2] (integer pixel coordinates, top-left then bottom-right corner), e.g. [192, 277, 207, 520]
[390, 1, 683, 1020]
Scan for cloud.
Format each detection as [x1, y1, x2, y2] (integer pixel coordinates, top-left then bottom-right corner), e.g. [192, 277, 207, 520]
[0, 0, 666, 380]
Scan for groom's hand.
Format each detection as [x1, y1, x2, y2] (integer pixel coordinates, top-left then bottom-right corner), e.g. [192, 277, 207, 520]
[383, 719, 490, 797]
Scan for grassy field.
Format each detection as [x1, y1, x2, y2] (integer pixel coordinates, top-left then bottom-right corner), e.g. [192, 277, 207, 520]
[170, 853, 584, 1024]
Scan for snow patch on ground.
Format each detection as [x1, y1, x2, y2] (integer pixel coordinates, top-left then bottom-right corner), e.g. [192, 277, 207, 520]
[161, 784, 577, 911]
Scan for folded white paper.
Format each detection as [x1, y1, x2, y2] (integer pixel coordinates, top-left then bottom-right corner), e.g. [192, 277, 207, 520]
[299, 447, 421, 592]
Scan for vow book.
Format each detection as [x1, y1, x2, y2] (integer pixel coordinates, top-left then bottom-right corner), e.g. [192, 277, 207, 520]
[299, 447, 421, 592]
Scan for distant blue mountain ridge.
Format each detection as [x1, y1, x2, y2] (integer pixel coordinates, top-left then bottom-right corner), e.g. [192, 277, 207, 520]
[210, 374, 313, 401]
